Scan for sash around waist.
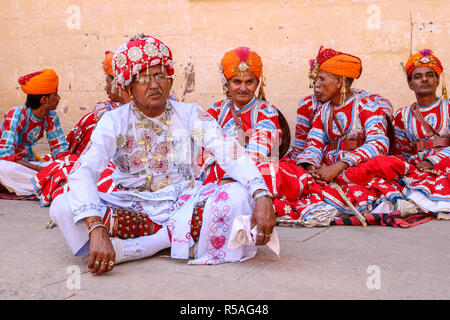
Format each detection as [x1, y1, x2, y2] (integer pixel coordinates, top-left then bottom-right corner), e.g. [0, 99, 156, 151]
[327, 139, 365, 151]
[413, 137, 450, 153]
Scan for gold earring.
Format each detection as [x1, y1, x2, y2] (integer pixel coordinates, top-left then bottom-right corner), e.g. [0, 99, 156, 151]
[340, 76, 347, 106]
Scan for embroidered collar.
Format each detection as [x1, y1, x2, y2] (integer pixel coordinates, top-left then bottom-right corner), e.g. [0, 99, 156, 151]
[233, 96, 257, 114]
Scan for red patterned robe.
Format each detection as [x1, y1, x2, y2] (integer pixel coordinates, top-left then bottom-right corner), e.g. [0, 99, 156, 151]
[0, 106, 68, 162]
[393, 98, 450, 213]
[198, 97, 334, 225]
[290, 89, 394, 161]
[296, 92, 404, 215]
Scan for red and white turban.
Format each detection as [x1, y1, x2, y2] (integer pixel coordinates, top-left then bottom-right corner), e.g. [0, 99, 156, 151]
[112, 33, 174, 89]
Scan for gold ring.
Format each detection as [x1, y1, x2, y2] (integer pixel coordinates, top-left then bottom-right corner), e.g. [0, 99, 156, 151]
[265, 234, 271, 237]
[257, 231, 265, 238]
[94, 261, 100, 266]
[108, 261, 115, 267]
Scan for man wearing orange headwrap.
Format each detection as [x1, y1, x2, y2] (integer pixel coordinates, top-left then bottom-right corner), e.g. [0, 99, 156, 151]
[294, 47, 411, 220]
[198, 47, 283, 181]
[393, 49, 449, 216]
[32, 51, 130, 207]
[291, 46, 394, 160]
[0, 69, 68, 195]
[196, 47, 339, 227]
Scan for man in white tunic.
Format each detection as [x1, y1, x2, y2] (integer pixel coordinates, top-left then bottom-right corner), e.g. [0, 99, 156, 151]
[50, 34, 276, 275]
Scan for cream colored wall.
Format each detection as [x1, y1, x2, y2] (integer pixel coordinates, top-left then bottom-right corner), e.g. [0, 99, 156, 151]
[1, 0, 449, 141]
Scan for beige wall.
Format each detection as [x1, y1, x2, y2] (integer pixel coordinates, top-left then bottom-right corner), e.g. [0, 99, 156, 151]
[1, 0, 449, 140]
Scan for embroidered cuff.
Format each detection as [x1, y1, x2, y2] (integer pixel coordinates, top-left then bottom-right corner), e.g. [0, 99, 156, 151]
[72, 203, 105, 224]
[246, 177, 269, 196]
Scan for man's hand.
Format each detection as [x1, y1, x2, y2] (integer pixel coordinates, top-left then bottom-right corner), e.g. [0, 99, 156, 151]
[15, 159, 45, 172]
[33, 165, 46, 172]
[302, 163, 316, 173]
[315, 161, 349, 183]
[87, 224, 115, 275]
[250, 193, 276, 246]
[416, 159, 434, 171]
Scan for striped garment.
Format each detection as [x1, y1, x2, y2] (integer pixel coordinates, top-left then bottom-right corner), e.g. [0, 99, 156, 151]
[393, 97, 450, 165]
[66, 100, 120, 155]
[0, 105, 68, 162]
[198, 97, 282, 183]
[291, 89, 393, 161]
[32, 100, 121, 206]
[208, 97, 282, 162]
[92, 100, 120, 121]
[297, 92, 390, 168]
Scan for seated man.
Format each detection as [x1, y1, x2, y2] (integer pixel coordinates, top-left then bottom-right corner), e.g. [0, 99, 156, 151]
[393, 49, 450, 216]
[296, 47, 404, 217]
[32, 51, 130, 206]
[66, 50, 130, 154]
[0, 69, 68, 195]
[199, 47, 335, 227]
[291, 46, 394, 161]
[49, 34, 276, 275]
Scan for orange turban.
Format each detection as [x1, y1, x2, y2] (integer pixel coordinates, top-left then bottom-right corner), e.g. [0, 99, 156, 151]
[309, 47, 362, 81]
[405, 49, 443, 77]
[18, 69, 59, 95]
[103, 50, 114, 77]
[220, 47, 263, 81]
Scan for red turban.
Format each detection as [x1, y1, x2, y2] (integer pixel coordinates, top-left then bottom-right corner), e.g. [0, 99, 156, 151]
[18, 69, 59, 95]
[405, 49, 443, 77]
[220, 47, 263, 82]
[309, 47, 362, 81]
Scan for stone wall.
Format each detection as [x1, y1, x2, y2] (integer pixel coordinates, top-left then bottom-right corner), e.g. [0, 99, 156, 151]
[1, 0, 449, 140]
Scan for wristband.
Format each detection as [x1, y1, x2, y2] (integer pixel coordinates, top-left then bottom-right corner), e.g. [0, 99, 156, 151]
[252, 190, 273, 201]
[88, 221, 107, 237]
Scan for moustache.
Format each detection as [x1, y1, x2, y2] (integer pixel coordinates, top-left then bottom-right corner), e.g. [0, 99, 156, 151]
[146, 88, 163, 97]
[236, 91, 249, 95]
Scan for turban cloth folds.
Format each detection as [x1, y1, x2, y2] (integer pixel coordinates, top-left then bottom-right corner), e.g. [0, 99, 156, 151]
[18, 69, 59, 95]
[309, 47, 363, 82]
[104, 51, 115, 77]
[405, 49, 443, 78]
[112, 33, 174, 90]
[220, 47, 263, 84]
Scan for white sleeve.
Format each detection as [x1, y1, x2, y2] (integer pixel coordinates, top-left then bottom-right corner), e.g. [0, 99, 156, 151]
[67, 112, 118, 224]
[189, 104, 269, 196]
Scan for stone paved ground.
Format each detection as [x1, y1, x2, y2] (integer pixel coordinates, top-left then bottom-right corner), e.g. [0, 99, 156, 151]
[1, 199, 449, 300]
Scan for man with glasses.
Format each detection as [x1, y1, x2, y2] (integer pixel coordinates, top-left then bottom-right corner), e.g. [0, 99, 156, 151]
[49, 34, 276, 275]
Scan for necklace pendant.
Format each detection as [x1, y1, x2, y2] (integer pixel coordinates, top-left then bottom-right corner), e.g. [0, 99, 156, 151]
[151, 178, 171, 192]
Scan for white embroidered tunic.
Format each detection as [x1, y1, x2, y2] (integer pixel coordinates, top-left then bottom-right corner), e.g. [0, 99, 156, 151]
[67, 100, 268, 225]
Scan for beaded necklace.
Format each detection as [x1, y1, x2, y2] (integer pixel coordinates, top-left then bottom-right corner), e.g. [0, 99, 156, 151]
[131, 101, 174, 192]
